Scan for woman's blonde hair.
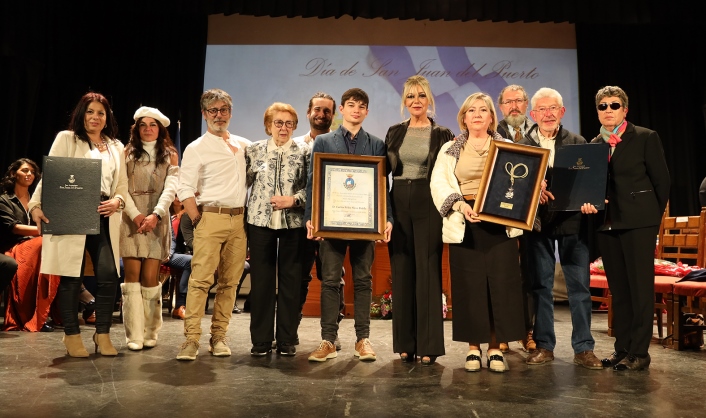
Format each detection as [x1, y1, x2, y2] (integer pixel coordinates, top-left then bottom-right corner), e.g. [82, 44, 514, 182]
[400, 75, 435, 119]
[456, 92, 497, 134]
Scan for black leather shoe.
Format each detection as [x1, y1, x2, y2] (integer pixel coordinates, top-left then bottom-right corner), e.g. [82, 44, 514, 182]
[40, 323, 54, 332]
[232, 305, 242, 314]
[613, 353, 651, 371]
[601, 350, 628, 368]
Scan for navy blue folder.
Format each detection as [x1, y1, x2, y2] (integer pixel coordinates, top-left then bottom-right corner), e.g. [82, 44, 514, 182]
[548, 143, 609, 211]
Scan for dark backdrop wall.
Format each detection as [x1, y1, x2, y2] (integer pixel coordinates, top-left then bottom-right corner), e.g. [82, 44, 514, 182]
[2, 1, 704, 215]
[1, 2, 207, 177]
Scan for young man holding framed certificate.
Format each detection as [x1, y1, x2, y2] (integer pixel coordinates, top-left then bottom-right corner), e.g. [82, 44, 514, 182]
[304, 88, 393, 362]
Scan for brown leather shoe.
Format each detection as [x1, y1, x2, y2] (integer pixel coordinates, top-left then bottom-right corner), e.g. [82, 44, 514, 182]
[526, 347, 554, 365]
[574, 350, 603, 370]
[521, 330, 537, 352]
[172, 306, 185, 320]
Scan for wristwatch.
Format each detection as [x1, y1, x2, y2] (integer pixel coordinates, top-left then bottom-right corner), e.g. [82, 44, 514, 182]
[153, 213, 162, 221]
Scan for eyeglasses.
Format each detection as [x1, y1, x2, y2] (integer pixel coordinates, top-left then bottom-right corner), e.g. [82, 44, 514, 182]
[501, 98, 527, 106]
[205, 107, 231, 116]
[533, 106, 562, 114]
[273, 120, 295, 129]
[597, 102, 622, 111]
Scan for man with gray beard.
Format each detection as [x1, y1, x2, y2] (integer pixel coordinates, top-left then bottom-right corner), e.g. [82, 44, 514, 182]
[496, 84, 536, 353]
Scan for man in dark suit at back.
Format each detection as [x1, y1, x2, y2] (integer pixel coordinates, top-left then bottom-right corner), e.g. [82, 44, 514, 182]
[497, 84, 537, 353]
[304, 88, 393, 363]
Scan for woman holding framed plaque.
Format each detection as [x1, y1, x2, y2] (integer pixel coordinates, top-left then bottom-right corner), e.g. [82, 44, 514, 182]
[119, 106, 178, 350]
[385, 75, 454, 366]
[430, 92, 525, 372]
[245, 102, 310, 356]
[29, 92, 128, 357]
[0, 158, 59, 332]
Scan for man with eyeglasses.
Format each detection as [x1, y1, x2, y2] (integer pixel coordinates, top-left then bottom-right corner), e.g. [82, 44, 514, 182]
[497, 85, 535, 143]
[293, 92, 346, 351]
[497, 84, 537, 353]
[517, 87, 602, 370]
[175, 88, 251, 361]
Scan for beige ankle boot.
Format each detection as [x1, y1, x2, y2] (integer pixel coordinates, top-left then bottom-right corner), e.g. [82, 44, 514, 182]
[142, 283, 163, 348]
[93, 333, 118, 356]
[121, 282, 144, 350]
[62, 334, 89, 358]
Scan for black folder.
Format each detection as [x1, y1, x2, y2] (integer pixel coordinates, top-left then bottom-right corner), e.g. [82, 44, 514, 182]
[41, 156, 101, 235]
[548, 143, 609, 211]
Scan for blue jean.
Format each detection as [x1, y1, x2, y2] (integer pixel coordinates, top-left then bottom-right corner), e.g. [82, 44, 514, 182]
[164, 253, 192, 306]
[318, 239, 374, 342]
[527, 232, 594, 354]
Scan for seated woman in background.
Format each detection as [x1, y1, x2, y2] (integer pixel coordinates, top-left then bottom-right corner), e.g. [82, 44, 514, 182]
[120, 106, 178, 350]
[164, 195, 192, 320]
[0, 158, 60, 332]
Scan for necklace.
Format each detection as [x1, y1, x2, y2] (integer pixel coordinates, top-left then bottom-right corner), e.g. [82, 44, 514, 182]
[470, 135, 491, 150]
[91, 139, 107, 150]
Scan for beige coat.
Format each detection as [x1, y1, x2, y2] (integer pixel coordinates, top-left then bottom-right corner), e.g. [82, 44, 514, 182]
[28, 130, 128, 277]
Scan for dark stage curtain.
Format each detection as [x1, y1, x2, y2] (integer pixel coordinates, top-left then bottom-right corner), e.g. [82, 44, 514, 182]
[2, 1, 704, 215]
[0, 2, 207, 175]
[576, 23, 706, 216]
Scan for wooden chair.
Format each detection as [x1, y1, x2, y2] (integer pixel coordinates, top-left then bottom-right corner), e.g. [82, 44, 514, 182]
[665, 208, 706, 349]
[589, 275, 613, 336]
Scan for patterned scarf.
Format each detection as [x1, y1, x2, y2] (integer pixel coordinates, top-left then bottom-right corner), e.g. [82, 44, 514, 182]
[600, 119, 627, 160]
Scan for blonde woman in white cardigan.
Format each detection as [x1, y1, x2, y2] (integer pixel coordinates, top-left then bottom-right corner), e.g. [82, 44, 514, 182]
[430, 92, 525, 373]
[119, 107, 178, 350]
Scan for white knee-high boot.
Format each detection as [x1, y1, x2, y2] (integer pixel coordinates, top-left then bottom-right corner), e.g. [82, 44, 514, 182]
[121, 282, 144, 350]
[142, 283, 163, 348]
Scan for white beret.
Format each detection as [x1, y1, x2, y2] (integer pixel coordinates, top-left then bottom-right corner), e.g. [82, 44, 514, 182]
[133, 106, 170, 128]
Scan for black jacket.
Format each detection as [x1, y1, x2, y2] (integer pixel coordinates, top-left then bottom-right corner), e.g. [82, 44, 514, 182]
[590, 122, 670, 230]
[519, 124, 586, 236]
[0, 193, 33, 252]
[385, 118, 454, 181]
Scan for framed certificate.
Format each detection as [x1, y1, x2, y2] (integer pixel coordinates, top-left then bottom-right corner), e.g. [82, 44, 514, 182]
[473, 141, 550, 230]
[549, 143, 609, 211]
[311, 153, 386, 240]
[41, 155, 102, 235]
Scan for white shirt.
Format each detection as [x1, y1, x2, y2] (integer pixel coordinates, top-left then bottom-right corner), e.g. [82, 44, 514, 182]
[177, 131, 251, 208]
[537, 130, 557, 167]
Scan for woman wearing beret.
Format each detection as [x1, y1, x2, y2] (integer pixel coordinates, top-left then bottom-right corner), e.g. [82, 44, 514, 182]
[120, 106, 179, 350]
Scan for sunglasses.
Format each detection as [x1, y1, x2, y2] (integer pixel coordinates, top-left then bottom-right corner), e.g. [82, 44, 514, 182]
[597, 102, 622, 111]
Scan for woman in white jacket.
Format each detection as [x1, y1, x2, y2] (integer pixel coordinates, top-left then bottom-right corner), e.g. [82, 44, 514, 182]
[119, 107, 178, 350]
[430, 92, 525, 372]
[30, 92, 128, 357]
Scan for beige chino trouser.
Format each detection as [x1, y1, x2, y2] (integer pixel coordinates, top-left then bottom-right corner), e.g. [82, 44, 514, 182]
[183, 212, 247, 340]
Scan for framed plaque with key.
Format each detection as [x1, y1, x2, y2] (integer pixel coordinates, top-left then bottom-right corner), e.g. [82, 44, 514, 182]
[473, 141, 550, 230]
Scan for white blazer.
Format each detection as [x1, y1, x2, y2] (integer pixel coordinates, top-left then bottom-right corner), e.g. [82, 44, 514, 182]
[29, 130, 128, 277]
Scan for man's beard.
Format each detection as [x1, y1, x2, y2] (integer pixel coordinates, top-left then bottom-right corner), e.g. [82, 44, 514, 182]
[505, 114, 527, 128]
[310, 116, 332, 131]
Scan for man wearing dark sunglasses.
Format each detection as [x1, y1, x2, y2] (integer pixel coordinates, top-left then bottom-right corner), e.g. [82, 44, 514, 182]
[581, 85, 670, 371]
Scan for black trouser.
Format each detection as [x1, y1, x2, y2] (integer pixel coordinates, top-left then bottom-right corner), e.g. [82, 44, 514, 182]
[248, 225, 303, 344]
[0, 253, 18, 292]
[58, 216, 119, 335]
[597, 226, 658, 356]
[389, 178, 445, 356]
